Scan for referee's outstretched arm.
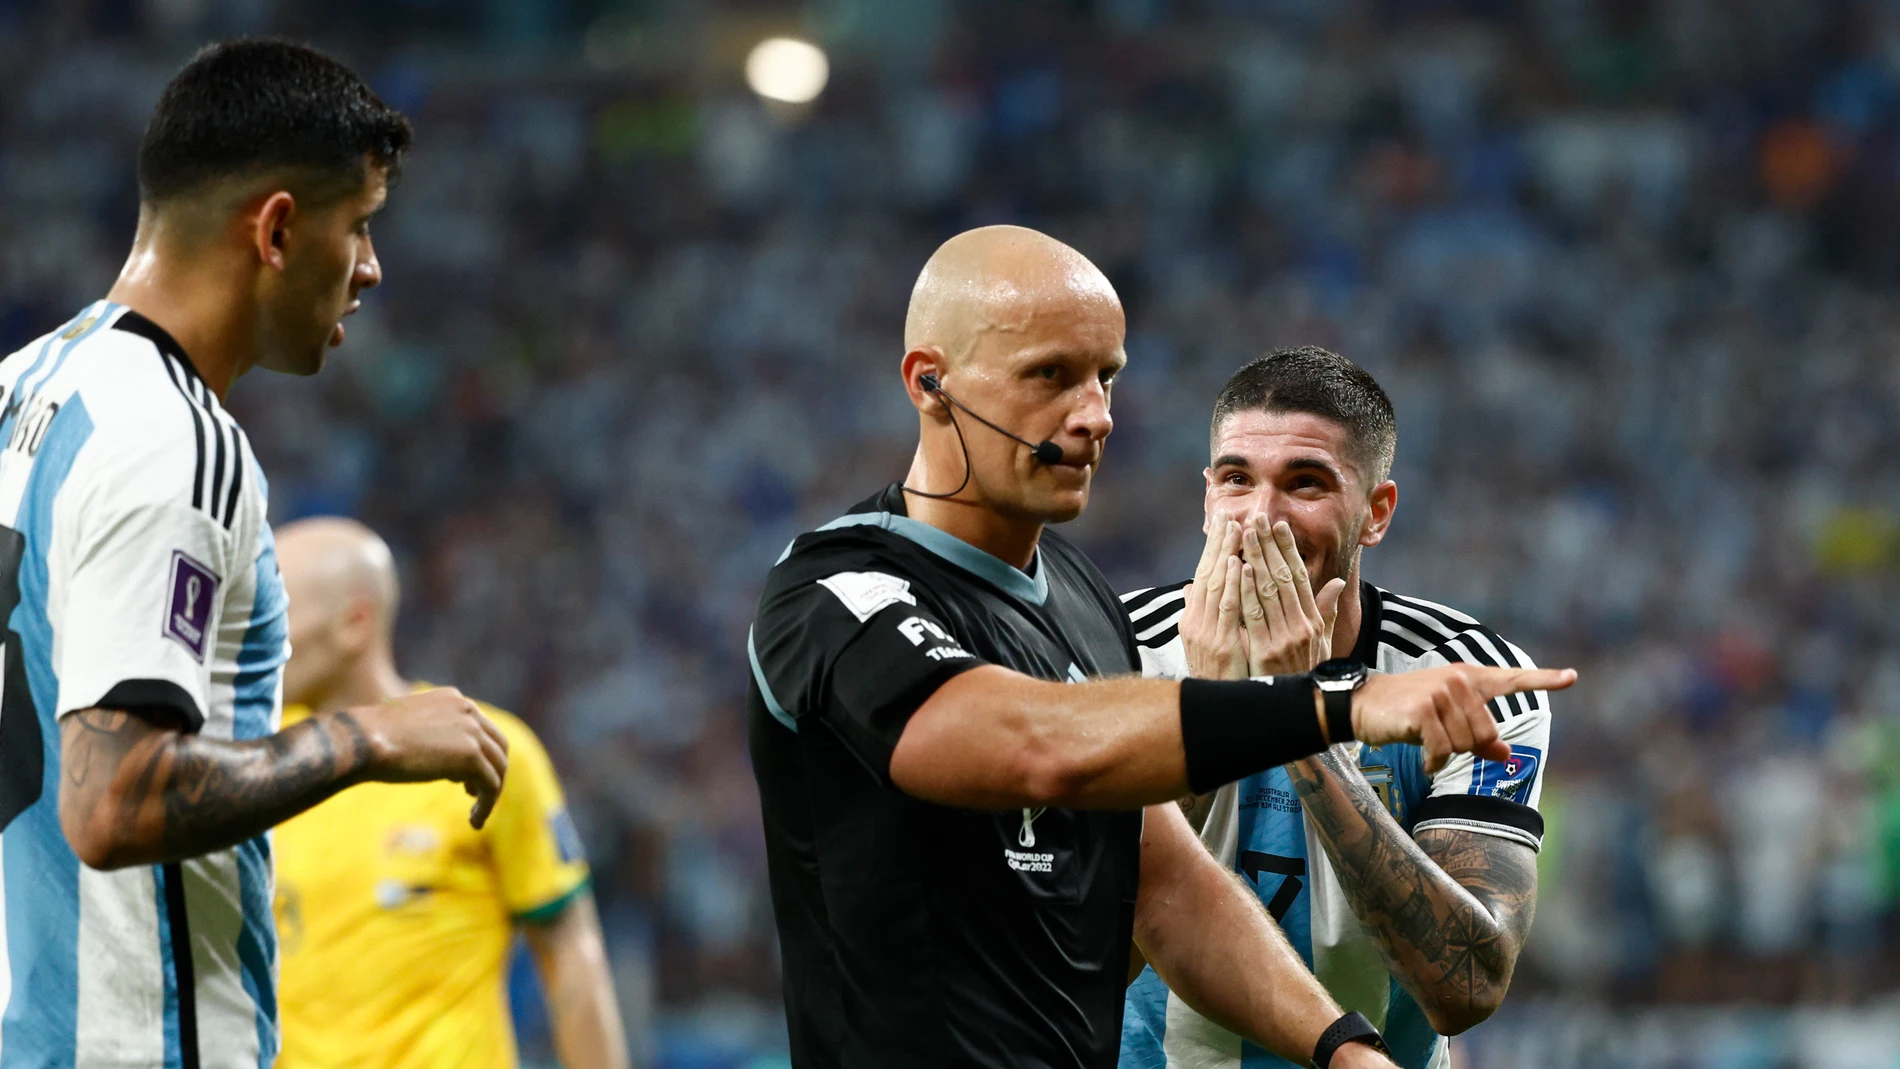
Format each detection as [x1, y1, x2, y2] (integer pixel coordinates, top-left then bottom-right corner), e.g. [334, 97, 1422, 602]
[888, 661, 1574, 811]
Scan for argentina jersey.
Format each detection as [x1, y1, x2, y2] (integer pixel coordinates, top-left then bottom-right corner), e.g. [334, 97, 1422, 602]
[0, 303, 287, 1069]
[1117, 581, 1550, 1069]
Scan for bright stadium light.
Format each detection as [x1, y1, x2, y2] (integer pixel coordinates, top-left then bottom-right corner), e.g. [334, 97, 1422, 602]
[746, 37, 829, 105]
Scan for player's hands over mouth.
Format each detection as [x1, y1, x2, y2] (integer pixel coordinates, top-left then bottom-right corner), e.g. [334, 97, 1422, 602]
[350, 686, 510, 827]
[1180, 519, 1251, 680]
[1350, 663, 1575, 773]
[1180, 517, 1345, 680]
[1237, 517, 1344, 676]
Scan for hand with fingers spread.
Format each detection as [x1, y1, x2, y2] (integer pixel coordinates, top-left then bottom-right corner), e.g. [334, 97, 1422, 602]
[350, 686, 512, 827]
[1179, 519, 1252, 680]
[1349, 663, 1577, 773]
[1237, 517, 1346, 677]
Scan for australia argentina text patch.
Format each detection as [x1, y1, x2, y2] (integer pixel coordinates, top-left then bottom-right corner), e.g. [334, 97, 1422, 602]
[164, 550, 219, 662]
[817, 570, 916, 622]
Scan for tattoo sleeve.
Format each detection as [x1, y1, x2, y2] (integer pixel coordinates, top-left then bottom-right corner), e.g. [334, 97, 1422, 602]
[61, 707, 375, 867]
[1286, 748, 1538, 1030]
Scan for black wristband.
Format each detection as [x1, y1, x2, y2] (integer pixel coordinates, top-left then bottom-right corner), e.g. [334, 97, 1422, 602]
[1179, 676, 1325, 795]
[1312, 1011, 1389, 1068]
[1324, 687, 1355, 748]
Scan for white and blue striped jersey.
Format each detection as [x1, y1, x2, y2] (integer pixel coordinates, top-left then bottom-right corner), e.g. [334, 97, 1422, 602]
[0, 303, 287, 1069]
[1119, 581, 1551, 1069]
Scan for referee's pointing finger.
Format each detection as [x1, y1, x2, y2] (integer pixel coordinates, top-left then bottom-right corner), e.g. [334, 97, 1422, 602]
[1471, 666, 1577, 700]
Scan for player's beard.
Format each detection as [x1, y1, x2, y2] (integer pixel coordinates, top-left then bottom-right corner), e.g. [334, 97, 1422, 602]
[1306, 517, 1362, 591]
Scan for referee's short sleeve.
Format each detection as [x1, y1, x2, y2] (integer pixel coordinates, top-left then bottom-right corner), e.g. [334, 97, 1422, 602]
[752, 561, 987, 782]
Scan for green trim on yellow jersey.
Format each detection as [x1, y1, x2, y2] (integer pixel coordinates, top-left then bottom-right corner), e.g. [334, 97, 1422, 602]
[514, 875, 591, 927]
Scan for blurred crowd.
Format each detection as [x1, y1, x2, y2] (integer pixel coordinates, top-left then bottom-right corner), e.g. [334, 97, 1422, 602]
[6, 0, 1900, 1064]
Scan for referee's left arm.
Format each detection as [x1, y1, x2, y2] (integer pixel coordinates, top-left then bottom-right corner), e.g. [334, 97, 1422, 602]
[751, 562, 1569, 811]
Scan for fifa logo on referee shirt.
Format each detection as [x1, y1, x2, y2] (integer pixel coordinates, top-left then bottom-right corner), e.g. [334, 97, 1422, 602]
[1019, 807, 1046, 847]
[896, 615, 973, 661]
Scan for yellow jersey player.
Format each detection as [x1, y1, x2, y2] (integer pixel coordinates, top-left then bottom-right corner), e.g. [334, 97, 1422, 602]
[270, 517, 629, 1069]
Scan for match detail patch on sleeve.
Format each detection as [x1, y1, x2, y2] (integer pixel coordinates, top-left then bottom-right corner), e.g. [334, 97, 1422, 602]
[1471, 745, 1541, 803]
[817, 571, 916, 623]
[163, 550, 219, 662]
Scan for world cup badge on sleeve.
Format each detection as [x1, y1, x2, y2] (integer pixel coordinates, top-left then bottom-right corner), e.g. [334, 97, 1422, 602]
[163, 550, 219, 662]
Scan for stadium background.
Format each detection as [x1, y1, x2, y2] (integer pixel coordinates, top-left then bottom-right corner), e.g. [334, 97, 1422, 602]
[5, 0, 1900, 1066]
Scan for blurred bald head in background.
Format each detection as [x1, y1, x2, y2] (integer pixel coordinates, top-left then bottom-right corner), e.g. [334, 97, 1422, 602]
[899, 226, 1126, 548]
[276, 516, 407, 712]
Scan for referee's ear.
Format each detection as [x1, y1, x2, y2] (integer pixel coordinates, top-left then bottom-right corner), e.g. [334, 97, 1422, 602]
[901, 346, 949, 414]
[1360, 479, 1398, 547]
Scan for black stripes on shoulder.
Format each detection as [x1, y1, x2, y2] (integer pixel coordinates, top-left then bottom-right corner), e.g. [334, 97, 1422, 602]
[118, 313, 246, 530]
[1377, 591, 1545, 722]
[158, 352, 244, 529]
[155, 352, 207, 511]
[1121, 579, 1190, 649]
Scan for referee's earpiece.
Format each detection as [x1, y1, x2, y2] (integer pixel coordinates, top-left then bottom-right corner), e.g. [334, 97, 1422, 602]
[909, 371, 1065, 471]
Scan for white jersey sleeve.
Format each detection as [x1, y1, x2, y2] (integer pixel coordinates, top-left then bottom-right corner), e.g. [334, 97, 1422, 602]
[1380, 593, 1552, 852]
[51, 413, 236, 731]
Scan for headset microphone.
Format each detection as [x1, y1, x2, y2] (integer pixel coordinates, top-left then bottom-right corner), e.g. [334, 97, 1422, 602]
[919, 374, 1064, 465]
[902, 373, 1065, 500]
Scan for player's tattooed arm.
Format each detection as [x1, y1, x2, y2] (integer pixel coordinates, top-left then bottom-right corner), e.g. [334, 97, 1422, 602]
[59, 686, 508, 870]
[1286, 750, 1537, 1036]
[59, 708, 376, 869]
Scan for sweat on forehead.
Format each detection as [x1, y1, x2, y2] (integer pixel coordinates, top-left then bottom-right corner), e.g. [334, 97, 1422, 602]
[903, 225, 1120, 362]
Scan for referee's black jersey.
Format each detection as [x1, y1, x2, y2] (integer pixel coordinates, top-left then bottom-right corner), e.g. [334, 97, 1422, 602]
[747, 484, 1143, 1069]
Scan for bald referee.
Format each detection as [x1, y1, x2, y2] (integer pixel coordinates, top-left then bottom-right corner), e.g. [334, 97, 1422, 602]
[746, 226, 1575, 1069]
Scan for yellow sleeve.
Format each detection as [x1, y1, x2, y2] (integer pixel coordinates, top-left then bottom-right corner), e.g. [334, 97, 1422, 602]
[482, 709, 591, 923]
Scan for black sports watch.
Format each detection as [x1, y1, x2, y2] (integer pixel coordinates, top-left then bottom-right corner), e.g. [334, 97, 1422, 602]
[1312, 1010, 1390, 1067]
[1311, 658, 1368, 745]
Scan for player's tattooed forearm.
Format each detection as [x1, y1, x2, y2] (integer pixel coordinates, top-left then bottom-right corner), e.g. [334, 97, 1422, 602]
[1288, 750, 1536, 1015]
[150, 713, 375, 857]
[66, 709, 378, 862]
[64, 708, 141, 787]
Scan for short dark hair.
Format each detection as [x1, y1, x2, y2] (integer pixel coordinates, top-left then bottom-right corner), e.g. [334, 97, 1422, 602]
[138, 39, 413, 205]
[1210, 346, 1397, 482]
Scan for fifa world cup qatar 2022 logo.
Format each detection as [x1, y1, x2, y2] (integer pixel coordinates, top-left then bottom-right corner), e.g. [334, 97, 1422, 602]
[164, 551, 219, 662]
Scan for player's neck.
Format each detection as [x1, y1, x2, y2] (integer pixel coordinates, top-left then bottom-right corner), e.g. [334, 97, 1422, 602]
[106, 238, 255, 402]
[901, 458, 1043, 570]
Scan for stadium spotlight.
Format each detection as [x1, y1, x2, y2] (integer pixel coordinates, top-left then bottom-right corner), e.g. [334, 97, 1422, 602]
[745, 37, 829, 105]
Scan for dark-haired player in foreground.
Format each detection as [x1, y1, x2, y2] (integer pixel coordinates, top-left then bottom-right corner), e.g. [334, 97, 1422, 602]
[0, 41, 507, 1068]
[746, 225, 1574, 1069]
[1120, 349, 1552, 1069]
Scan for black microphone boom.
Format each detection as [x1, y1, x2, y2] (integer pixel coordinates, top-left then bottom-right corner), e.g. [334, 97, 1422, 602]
[919, 374, 1064, 464]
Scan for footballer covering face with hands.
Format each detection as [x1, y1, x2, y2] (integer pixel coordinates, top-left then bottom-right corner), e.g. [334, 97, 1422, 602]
[746, 227, 1573, 1069]
[1120, 348, 1553, 1069]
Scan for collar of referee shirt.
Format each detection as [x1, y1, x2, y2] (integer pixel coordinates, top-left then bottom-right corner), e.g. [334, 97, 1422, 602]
[798, 484, 1050, 606]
